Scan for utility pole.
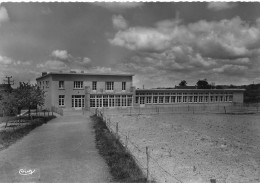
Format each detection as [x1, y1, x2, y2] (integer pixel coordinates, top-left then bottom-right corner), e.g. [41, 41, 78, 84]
[3, 76, 14, 93]
[3, 76, 14, 86]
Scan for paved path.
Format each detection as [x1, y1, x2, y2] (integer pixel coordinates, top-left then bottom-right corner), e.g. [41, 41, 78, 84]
[0, 111, 112, 183]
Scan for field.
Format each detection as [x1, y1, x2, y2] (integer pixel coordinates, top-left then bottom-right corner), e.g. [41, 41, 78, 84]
[102, 109, 260, 183]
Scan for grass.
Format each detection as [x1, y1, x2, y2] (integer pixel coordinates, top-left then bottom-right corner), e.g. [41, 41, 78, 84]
[91, 115, 149, 183]
[0, 116, 55, 150]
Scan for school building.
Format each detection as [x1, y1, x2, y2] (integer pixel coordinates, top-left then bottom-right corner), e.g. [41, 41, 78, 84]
[36, 72, 245, 111]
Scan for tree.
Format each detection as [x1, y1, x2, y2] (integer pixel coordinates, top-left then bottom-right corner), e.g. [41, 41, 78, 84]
[179, 80, 187, 87]
[196, 79, 211, 89]
[14, 82, 45, 118]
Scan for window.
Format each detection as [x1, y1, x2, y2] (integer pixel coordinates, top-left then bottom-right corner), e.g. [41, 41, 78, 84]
[194, 96, 198, 103]
[59, 95, 65, 106]
[109, 95, 115, 107]
[103, 95, 108, 107]
[199, 96, 203, 103]
[115, 95, 120, 106]
[59, 81, 64, 89]
[183, 96, 187, 103]
[205, 96, 208, 102]
[122, 95, 127, 106]
[153, 96, 158, 103]
[127, 95, 132, 106]
[122, 82, 126, 91]
[140, 97, 145, 104]
[46, 81, 49, 88]
[177, 96, 182, 103]
[165, 96, 170, 103]
[171, 96, 176, 103]
[136, 97, 139, 104]
[147, 96, 152, 103]
[74, 81, 83, 89]
[90, 95, 95, 107]
[159, 96, 164, 103]
[92, 81, 97, 90]
[106, 82, 114, 90]
[188, 96, 193, 103]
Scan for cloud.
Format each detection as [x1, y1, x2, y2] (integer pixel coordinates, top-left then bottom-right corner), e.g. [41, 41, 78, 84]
[207, 2, 237, 11]
[109, 16, 260, 86]
[213, 64, 248, 75]
[95, 2, 143, 11]
[51, 50, 70, 60]
[112, 15, 128, 30]
[0, 6, 9, 24]
[109, 27, 172, 52]
[0, 55, 13, 65]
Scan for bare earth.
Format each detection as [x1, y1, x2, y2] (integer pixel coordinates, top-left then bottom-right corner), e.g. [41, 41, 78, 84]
[106, 112, 260, 183]
[0, 111, 112, 183]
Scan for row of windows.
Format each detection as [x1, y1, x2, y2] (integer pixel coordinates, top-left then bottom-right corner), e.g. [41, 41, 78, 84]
[136, 92, 233, 96]
[90, 95, 133, 108]
[57, 81, 127, 91]
[136, 95, 233, 104]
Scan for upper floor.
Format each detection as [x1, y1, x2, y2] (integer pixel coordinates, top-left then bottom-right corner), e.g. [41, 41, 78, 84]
[36, 72, 134, 94]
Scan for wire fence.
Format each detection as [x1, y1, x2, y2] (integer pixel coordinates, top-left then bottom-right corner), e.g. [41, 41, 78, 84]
[94, 103, 260, 116]
[92, 104, 260, 183]
[95, 108, 184, 183]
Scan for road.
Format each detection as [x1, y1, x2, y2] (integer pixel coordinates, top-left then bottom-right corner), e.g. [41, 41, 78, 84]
[0, 111, 112, 183]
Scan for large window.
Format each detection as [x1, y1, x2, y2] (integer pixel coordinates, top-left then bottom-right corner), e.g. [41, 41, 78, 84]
[59, 81, 64, 89]
[127, 95, 132, 106]
[122, 82, 126, 91]
[147, 96, 152, 103]
[159, 96, 164, 103]
[171, 96, 176, 103]
[109, 95, 115, 107]
[90, 95, 95, 107]
[103, 95, 108, 107]
[115, 95, 120, 106]
[165, 96, 170, 103]
[92, 81, 97, 90]
[122, 95, 127, 106]
[105, 82, 114, 90]
[72, 95, 85, 108]
[74, 81, 83, 89]
[59, 95, 65, 106]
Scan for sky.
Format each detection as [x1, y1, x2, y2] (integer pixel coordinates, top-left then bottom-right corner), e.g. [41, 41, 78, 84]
[0, 2, 260, 88]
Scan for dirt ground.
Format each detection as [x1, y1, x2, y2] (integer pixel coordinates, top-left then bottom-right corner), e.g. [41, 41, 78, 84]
[105, 112, 260, 183]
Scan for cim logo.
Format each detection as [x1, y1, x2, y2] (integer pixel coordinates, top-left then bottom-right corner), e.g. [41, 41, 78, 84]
[19, 168, 36, 175]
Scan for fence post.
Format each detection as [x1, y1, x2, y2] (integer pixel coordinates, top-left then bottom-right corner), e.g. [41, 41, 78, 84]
[116, 122, 119, 134]
[146, 146, 150, 181]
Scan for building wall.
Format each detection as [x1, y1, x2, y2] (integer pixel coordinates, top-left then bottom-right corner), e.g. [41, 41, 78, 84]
[37, 73, 245, 111]
[37, 73, 134, 110]
[233, 91, 244, 103]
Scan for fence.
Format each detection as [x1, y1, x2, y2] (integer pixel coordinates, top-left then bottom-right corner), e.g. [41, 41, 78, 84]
[95, 108, 184, 183]
[92, 104, 260, 183]
[93, 103, 260, 116]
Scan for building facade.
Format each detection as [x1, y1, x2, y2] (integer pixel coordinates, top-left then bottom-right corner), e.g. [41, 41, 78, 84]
[36, 72, 135, 111]
[134, 89, 244, 106]
[36, 72, 244, 111]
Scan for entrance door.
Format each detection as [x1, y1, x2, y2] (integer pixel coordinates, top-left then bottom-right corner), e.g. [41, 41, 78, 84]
[72, 95, 85, 110]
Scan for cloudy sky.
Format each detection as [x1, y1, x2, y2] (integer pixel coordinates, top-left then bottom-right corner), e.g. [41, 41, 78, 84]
[1, 2, 260, 88]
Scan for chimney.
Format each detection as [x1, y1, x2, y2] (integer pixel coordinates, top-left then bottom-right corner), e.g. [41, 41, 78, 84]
[42, 72, 47, 76]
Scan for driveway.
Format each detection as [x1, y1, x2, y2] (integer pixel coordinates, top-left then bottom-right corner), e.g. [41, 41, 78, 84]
[0, 111, 112, 183]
